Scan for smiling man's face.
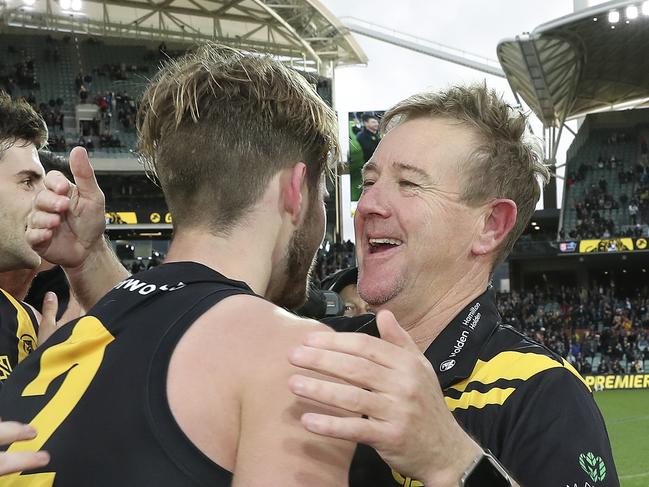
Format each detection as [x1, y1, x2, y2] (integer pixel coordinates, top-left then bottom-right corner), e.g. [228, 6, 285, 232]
[354, 117, 486, 312]
[0, 142, 45, 271]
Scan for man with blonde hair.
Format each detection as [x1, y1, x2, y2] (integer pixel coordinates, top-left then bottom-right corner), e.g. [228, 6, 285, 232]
[0, 44, 354, 485]
[290, 84, 619, 486]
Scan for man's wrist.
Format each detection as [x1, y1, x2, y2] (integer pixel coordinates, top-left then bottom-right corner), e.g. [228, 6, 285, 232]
[62, 235, 110, 273]
[422, 437, 483, 487]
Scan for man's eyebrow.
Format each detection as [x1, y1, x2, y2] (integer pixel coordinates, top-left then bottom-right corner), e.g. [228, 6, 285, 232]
[393, 162, 435, 184]
[15, 169, 43, 181]
[361, 161, 379, 177]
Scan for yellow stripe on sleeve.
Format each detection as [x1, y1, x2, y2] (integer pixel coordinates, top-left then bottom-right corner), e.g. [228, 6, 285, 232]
[445, 387, 517, 411]
[449, 351, 584, 394]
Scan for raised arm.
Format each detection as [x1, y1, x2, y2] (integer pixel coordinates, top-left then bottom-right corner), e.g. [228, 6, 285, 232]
[26, 147, 128, 310]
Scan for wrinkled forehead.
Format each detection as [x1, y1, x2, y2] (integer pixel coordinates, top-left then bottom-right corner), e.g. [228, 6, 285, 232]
[363, 117, 479, 187]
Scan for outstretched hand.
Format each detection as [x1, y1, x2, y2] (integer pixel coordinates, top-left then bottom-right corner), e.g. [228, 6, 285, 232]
[288, 310, 481, 485]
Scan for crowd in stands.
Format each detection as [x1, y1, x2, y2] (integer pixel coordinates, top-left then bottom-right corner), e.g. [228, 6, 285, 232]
[498, 285, 649, 374]
[310, 241, 649, 374]
[314, 241, 356, 283]
[565, 131, 649, 239]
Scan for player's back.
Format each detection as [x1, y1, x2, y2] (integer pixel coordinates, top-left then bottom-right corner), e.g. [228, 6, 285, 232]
[0, 262, 254, 486]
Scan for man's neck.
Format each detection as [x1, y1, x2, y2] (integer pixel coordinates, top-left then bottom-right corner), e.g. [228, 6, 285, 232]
[383, 267, 491, 352]
[0, 268, 38, 301]
[165, 226, 276, 298]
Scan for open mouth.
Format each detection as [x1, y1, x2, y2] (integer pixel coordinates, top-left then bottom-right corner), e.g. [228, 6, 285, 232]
[368, 238, 403, 254]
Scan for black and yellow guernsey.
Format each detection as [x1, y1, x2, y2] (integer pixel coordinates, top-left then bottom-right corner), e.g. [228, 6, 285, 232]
[0, 262, 256, 486]
[0, 288, 38, 381]
[325, 287, 620, 487]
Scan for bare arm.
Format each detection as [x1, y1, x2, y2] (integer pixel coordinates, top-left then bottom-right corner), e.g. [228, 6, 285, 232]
[61, 236, 128, 310]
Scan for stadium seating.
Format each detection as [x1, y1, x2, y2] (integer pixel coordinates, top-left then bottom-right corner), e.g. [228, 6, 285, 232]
[561, 129, 640, 239]
[0, 32, 163, 157]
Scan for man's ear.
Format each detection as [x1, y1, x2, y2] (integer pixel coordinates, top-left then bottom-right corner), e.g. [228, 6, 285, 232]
[282, 162, 308, 225]
[472, 199, 517, 256]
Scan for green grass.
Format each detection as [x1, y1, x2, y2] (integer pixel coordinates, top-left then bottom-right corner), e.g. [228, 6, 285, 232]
[595, 390, 649, 487]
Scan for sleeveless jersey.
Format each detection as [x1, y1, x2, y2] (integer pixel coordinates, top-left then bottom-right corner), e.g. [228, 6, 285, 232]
[0, 288, 38, 381]
[0, 262, 256, 487]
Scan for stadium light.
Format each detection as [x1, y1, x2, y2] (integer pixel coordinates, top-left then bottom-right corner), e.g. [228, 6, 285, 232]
[627, 5, 638, 19]
[608, 10, 620, 23]
[71, 0, 81, 10]
[643, 1, 649, 16]
[59, 0, 71, 9]
[593, 17, 598, 21]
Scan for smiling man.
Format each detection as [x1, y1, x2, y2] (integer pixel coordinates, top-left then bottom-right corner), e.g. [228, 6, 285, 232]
[290, 85, 619, 487]
[0, 93, 49, 376]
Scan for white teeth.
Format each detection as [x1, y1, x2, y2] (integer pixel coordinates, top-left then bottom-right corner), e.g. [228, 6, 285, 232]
[369, 238, 403, 246]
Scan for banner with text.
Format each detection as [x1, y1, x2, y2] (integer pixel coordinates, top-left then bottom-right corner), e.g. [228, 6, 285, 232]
[584, 373, 649, 390]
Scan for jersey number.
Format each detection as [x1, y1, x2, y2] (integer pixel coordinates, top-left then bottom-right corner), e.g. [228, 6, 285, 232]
[3, 316, 115, 486]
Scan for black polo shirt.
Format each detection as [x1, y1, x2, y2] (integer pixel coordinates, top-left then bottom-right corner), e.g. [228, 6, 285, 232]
[324, 288, 619, 487]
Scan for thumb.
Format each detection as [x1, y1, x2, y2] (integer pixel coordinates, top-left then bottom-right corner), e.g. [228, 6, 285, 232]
[69, 147, 102, 200]
[376, 309, 420, 354]
[38, 292, 59, 346]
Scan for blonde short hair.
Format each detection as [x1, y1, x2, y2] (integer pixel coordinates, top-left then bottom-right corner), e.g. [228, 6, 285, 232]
[382, 83, 550, 267]
[138, 43, 339, 234]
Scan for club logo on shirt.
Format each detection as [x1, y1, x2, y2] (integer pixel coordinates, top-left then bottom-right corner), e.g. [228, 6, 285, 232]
[20, 333, 36, 354]
[0, 355, 12, 380]
[579, 452, 606, 483]
[440, 359, 456, 372]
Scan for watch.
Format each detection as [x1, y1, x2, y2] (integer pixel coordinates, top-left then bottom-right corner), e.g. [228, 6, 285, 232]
[460, 449, 512, 487]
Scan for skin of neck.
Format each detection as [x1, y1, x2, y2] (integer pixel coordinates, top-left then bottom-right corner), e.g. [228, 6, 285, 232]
[164, 172, 297, 299]
[379, 258, 493, 352]
[0, 268, 38, 301]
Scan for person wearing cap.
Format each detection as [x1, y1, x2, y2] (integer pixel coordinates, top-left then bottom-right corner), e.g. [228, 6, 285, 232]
[321, 267, 371, 317]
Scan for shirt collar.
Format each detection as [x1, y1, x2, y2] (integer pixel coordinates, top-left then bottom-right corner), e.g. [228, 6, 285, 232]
[351, 287, 500, 390]
[423, 287, 501, 389]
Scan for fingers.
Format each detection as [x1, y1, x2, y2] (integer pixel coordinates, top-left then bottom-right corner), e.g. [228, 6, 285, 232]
[300, 413, 385, 446]
[32, 185, 70, 215]
[289, 374, 390, 418]
[376, 310, 421, 354]
[0, 450, 50, 476]
[25, 228, 52, 249]
[69, 147, 102, 202]
[300, 331, 410, 370]
[43, 170, 73, 197]
[289, 345, 392, 390]
[38, 292, 59, 346]
[29, 211, 61, 231]
[0, 422, 36, 446]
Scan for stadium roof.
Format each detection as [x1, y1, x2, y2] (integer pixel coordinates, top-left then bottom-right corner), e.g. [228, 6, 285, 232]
[497, 0, 649, 128]
[1, 0, 367, 75]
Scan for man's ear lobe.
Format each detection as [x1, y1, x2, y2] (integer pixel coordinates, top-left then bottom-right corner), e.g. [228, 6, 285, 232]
[472, 199, 517, 256]
[283, 162, 308, 224]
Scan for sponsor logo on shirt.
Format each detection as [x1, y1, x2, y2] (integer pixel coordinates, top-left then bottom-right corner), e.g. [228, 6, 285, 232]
[579, 452, 606, 483]
[114, 278, 186, 295]
[444, 302, 482, 363]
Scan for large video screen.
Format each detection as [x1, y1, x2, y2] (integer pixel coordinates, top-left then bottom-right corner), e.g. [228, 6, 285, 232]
[348, 111, 384, 202]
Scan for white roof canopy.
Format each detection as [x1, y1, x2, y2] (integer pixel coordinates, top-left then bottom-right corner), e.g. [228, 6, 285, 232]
[498, 0, 649, 127]
[1, 0, 367, 75]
